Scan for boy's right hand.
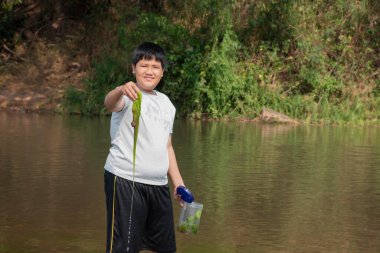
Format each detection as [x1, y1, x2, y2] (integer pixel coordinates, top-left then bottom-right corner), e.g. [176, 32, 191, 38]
[118, 81, 140, 101]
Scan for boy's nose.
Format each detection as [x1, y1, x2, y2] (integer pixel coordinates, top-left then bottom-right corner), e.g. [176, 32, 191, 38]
[146, 67, 154, 74]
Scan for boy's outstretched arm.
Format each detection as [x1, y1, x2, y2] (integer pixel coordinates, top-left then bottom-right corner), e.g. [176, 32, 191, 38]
[167, 135, 185, 205]
[104, 81, 140, 112]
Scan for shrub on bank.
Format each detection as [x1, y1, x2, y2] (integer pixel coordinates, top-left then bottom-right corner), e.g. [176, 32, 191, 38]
[64, 0, 379, 123]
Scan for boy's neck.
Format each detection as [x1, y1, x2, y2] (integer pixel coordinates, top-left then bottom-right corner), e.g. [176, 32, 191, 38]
[136, 83, 157, 95]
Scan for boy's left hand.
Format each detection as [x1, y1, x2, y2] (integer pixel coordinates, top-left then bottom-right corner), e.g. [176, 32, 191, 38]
[173, 186, 185, 207]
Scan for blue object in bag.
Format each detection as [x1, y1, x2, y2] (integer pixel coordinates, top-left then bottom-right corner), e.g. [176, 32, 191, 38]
[176, 186, 194, 203]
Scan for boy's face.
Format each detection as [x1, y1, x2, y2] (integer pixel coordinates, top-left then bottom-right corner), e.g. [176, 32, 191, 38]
[132, 58, 164, 92]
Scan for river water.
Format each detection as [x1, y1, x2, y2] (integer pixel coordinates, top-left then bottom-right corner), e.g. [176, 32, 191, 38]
[0, 112, 379, 253]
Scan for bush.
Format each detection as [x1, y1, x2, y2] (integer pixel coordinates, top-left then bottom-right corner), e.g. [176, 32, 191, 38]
[63, 0, 380, 123]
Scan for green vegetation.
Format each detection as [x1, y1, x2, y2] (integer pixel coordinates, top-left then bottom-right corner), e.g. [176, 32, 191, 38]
[178, 209, 202, 234]
[2, 1, 379, 123]
[132, 91, 142, 177]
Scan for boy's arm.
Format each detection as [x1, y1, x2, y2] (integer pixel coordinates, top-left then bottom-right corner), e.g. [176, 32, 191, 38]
[104, 81, 140, 112]
[104, 86, 124, 112]
[167, 135, 185, 204]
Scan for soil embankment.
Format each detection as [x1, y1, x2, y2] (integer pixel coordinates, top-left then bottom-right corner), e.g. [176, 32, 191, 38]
[0, 1, 91, 113]
[0, 40, 88, 113]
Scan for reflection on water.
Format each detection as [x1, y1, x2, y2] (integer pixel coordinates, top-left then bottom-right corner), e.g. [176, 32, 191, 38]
[0, 113, 109, 253]
[0, 112, 379, 253]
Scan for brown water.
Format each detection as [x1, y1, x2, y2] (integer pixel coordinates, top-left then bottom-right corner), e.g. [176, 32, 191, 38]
[0, 112, 379, 253]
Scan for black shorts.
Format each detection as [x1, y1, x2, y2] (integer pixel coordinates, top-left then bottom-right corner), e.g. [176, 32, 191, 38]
[104, 170, 176, 253]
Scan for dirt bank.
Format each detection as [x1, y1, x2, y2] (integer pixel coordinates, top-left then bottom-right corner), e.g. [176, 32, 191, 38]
[0, 1, 95, 113]
[0, 35, 90, 113]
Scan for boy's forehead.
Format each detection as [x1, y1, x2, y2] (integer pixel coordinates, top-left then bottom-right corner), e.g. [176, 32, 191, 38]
[137, 57, 162, 65]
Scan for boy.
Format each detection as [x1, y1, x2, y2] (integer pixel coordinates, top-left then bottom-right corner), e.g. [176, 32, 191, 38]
[103, 42, 184, 253]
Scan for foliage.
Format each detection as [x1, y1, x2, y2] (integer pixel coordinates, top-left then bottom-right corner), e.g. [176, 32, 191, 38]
[199, 28, 241, 117]
[0, 0, 23, 43]
[61, 0, 380, 123]
[63, 86, 85, 114]
[1, 0, 22, 11]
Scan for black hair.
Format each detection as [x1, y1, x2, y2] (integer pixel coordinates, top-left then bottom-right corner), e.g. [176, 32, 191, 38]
[132, 42, 167, 69]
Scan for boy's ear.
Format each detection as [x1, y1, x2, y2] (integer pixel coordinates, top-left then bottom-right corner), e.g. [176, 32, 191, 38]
[132, 65, 136, 74]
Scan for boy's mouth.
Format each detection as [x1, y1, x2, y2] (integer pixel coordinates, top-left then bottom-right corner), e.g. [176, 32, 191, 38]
[143, 76, 155, 81]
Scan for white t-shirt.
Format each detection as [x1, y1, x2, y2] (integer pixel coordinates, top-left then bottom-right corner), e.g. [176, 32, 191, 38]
[104, 90, 176, 185]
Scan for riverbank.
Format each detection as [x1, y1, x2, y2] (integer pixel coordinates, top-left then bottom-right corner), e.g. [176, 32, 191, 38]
[0, 65, 86, 114]
[1, 59, 379, 125]
[1, 1, 379, 124]
[0, 22, 88, 113]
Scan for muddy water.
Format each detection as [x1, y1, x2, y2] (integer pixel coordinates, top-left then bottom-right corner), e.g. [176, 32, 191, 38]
[0, 112, 379, 253]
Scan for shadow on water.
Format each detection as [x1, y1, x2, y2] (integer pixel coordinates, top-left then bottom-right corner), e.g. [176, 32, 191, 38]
[0, 113, 379, 252]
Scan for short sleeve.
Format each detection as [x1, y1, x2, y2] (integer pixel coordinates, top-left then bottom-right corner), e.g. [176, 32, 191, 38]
[119, 95, 132, 112]
[168, 105, 176, 134]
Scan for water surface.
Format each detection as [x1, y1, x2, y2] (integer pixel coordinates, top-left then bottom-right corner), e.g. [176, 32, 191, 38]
[0, 112, 379, 252]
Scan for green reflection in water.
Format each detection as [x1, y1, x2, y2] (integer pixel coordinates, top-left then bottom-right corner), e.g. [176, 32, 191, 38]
[0, 113, 379, 253]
